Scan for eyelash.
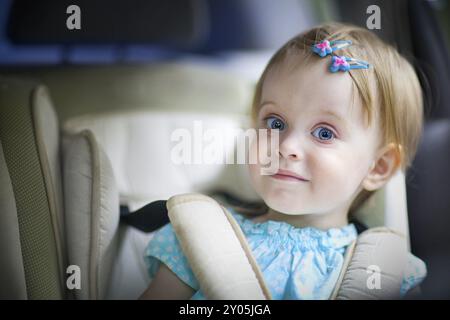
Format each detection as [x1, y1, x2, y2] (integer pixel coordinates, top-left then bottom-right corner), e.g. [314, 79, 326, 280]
[262, 115, 339, 142]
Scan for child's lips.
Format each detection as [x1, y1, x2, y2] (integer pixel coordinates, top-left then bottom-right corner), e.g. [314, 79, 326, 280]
[270, 169, 310, 182]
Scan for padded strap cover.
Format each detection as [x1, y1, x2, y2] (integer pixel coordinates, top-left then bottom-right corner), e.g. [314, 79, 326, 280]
[331, 227, 407, 300]
[167, 193, 271, 300]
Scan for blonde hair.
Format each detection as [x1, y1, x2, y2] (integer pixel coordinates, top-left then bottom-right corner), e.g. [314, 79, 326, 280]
[252, 22, 423, 170]
[250, 22, 424, 213]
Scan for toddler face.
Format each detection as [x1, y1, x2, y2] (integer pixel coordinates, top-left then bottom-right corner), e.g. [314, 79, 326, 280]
[249, 56, 382, 216]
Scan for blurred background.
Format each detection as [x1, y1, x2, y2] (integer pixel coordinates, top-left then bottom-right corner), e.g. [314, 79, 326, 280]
[0, 0, 449, 299]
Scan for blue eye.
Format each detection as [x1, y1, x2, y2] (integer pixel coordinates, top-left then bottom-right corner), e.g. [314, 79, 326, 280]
[311, 127, 335, 141]
[265, 117, 286, 130]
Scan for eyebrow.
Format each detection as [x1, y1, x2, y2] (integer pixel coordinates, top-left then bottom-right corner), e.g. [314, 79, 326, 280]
[259, 100, 278, 110]
[318, 109, 347, 123]
[260, 101, 346, 121]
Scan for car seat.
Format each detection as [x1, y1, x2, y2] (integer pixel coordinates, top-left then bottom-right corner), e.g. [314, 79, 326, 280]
[0, 77, 120, 299]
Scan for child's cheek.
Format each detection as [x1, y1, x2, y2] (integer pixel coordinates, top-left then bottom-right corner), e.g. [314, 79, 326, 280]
[312, 150, 369, 201]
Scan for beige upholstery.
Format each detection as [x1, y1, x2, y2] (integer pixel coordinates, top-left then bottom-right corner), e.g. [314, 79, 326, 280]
[64, 112, 259, 211]
[353, 171, 410, 245]
[63, 111, 264, 299]
[31, 86, 67, 290]
[0, 77, 120, 299]
[167, 193, 271, 300]
[3, 63, 254, 123]
[0, 141, 27, 299]
[331, 228, 408, 299]
[104, 224, 154, 299]
[0, 78, 64, 299]
[63, 130, 120, 299]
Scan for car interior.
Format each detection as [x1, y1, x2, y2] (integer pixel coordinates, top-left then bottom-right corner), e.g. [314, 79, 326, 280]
[0, 0, 449, 300]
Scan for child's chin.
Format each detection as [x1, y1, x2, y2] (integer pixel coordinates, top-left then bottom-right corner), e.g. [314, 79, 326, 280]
[265, 197, 308, 215]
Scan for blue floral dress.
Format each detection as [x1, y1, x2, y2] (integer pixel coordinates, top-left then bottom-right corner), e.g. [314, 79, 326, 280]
[144, 208, 427, 299]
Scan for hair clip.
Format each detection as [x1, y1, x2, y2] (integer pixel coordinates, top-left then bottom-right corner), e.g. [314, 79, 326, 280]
[311, 40, 371, 73]
[311, 40, 352, 57]
[329, 55, 370, 73]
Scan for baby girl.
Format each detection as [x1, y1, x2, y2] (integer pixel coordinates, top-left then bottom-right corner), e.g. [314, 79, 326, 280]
[140, 23, 427, 299]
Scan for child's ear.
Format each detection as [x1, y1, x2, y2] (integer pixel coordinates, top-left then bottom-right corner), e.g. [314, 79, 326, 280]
[362, 143, 401, 191]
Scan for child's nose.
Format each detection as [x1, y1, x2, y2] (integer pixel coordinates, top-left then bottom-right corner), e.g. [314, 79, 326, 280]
[279, 132, 304, 161]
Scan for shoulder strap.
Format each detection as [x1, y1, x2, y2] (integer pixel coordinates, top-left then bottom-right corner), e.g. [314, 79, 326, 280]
[330, 227, 408, 300]
[167, 193, 271, 300]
